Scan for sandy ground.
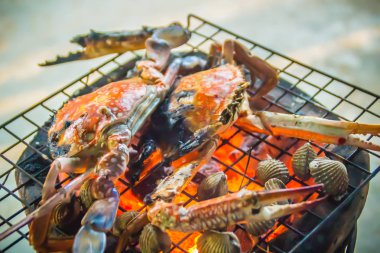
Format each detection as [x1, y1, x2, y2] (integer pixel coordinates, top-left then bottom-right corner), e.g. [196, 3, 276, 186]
[0, 0, 379, 252]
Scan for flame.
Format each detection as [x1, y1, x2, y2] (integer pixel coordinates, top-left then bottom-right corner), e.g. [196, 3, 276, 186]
[109, 126, 323, 251]
[188, 248, 198, 253]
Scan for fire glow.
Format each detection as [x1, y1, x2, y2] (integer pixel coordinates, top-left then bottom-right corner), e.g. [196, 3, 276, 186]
[114, 126, 321, 252]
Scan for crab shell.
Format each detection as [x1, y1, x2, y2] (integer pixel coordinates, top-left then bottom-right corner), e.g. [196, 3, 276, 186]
[49, 77, 162, 157]
[168, 64, 248, 133]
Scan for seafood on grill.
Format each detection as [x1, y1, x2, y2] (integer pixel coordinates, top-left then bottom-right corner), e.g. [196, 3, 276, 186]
[196, 172, 231, 252]
[112, 211, 139, 236]
[0, 23, 190, 253]
[1, 21, 380, 253]
[256, 158, 290, 184]
[128, 38, 380, 189]
[292, 142, 317, 180]
[113, 39, 380, 251]
[309, 158, 349, 200]
[197, 171, 228, 201]
[116, 176, 324, 252]
[139, 223, 171, 253]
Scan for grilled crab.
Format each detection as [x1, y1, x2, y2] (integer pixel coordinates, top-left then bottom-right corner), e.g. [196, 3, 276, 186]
[113, 40, 380, 251]
[0, 23, 190, 253]
[129, 39, 380, 186]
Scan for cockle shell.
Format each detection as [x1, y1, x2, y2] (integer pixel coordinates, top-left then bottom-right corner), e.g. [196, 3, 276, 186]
[197, 172, 228, 201]
[197, 230, 241, 253]
[256, 159, 289, 184]
[292, 142, 317, 180]
[264, 178, 286, 191]
[264, 178, 288, 205]
[139, 224, 171, 253]
[246, 220, 276, 237]
[309, 158, 348, 199]
[79, 178, 95, 210]
[112, 211, 139, 236]
[52, 196, 82, 234]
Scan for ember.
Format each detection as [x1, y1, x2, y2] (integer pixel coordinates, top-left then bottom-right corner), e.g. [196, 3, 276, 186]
[114, 130, 323, 252]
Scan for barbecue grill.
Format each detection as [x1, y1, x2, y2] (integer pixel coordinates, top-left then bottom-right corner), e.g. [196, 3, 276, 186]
[0, 14, 379, 253]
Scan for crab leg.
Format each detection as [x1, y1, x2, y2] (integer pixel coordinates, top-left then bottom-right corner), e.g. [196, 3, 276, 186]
[223, 39, 279, 103]
[147, 137, 219, 204]
[148, 184, 324, 232]
[41, 157, 85, 202]
[236, 111, 380, 151]
[39, 23, 190, 66]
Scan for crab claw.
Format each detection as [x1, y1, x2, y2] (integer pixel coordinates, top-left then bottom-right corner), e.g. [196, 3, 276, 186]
[252, 184, 325, 221]
[39, 23, 190, 66]
[148, 184, 324, 233]
[39, 51, 86, 66]
[236, 111, 380, 151]
[39, 28, 151, 66]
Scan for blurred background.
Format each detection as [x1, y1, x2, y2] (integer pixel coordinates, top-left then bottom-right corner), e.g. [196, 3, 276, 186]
[0, 0, 379, 252]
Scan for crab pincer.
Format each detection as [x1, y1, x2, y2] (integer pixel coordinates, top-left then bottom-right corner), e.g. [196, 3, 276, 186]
[39, 23, 190, 66]
[147, 184, 325, 232]
[236, 111, 380, 151]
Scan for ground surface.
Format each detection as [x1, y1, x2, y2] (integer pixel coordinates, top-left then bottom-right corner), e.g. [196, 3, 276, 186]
[0, 0, 379, 252]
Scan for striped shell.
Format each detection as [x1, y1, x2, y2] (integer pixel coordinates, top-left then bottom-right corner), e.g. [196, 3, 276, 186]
[264, 178, 288, 205]
[52, 197, 82, 234]
[197, 230, 241, 253]
[256, 159, 289, 184]
[112, 211, 139, 236]
[309, 158, 348, 199]
[198, 172, 228, 201]
[292, 143, 317, 180]
[264, 178, 286, 191]
[246, 220, 276, 236]
[139, 224, 171, 253]
[79, 178, 96, 209]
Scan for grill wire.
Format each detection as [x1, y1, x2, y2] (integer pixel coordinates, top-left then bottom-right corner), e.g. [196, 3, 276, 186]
[0, 14, 380, 252]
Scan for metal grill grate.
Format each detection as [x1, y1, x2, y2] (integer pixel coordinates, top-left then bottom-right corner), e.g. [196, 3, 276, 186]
[1, 14, 380, 253]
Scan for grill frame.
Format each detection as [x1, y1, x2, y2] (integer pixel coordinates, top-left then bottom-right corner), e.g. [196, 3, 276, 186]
[0, 14, 379, 253]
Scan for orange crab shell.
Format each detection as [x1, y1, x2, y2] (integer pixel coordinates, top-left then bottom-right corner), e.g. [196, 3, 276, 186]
[168, 64, 246, 133]
[49, 77, 160, 154]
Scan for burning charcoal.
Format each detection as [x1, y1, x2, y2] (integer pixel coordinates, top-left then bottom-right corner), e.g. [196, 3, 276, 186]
[112, 211, 139, 236]
[197, 172, 228, 201]
[197, 230, 241, 253]
[292, 142, 317, 180]
[256, 159, 289, 184]
[139, 224, 171, 253]
[309, 158, 348, 200]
